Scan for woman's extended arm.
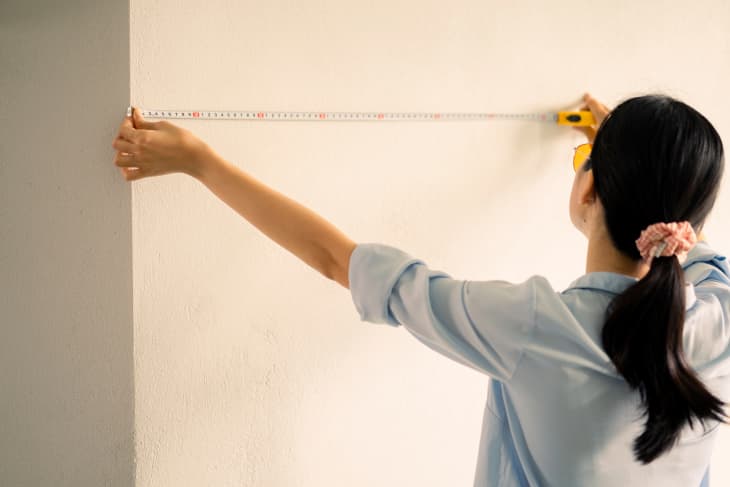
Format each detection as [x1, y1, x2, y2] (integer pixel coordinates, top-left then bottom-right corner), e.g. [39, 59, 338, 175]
[194, 151, 356, 288]
[112, 107, 356, 288]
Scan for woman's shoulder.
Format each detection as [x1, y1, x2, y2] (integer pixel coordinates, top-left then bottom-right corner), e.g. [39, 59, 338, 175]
[683, 241, 730, 288]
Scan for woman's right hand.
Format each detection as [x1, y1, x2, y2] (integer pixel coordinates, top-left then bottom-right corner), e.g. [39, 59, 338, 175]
[576, 93, 611, 143]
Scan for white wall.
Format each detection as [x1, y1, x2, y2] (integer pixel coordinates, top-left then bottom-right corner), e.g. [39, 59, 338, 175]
[0, 1, 134, 486]
[128, 1, 730, 486]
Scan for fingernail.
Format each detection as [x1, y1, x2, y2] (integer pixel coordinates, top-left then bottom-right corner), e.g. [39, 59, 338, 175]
[126, 106, 133, 117]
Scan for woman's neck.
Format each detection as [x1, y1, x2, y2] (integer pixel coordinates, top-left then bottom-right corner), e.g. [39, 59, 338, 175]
[585, 233, 649, 279]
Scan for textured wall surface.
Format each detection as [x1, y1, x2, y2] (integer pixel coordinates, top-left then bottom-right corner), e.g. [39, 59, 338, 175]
[0, 1, 134, 486]
[130, 1, 730, 485]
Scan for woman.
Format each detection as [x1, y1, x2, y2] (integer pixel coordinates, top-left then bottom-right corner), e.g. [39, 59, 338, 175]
[112, 93, 730, 486]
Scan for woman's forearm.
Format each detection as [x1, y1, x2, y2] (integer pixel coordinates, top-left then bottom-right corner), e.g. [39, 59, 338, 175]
[190, 149, 356, 288]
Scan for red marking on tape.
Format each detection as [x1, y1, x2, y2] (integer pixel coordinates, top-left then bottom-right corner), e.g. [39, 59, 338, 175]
[257, 112, 265, 118]
[319, 113, 326, 119]
[377, 113, 384, 119]
[192, 112, 200, 118]
[434, 113, 441, 119]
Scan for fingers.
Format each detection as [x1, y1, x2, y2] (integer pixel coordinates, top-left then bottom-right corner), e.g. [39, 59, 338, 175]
[114, 151, 138, 168]
[571, 93, 611, 143]
[132, 107, 159, 130]
[120, 167, 147, 181]
[113, 108, 157, 158]
[115, 110, 143, 146]
[112, 136, 136, 154]
[112, 107, 156, 182]
[118, 123, 138, 143]
[582, 93, 611, 122]
[118, 109, 156, 143]
[115, 151, 150, 181]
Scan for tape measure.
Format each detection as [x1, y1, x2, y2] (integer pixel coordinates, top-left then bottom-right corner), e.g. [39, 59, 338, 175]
[128, 107, 594, 127]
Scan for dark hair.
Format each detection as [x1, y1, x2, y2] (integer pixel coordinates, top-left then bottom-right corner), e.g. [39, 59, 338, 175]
[587, 94, 727, 464]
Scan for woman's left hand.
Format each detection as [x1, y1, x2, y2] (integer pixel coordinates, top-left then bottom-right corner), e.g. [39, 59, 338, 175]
[575, 93, 611, 144]
[112, 107, 212, 181]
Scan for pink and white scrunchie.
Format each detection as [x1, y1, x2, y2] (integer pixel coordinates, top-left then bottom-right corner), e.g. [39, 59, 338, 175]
[635, 221, 697, 265]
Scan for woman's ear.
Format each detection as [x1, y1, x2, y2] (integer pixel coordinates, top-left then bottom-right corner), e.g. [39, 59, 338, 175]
[578, 168, 596, 206]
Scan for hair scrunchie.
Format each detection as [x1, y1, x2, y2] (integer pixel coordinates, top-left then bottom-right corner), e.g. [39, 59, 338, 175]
[635, 221, 697, 265]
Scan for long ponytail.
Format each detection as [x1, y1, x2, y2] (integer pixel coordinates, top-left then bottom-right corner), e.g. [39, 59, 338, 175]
[588, 94, 727, 464]
[602, 256, 727, 463]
